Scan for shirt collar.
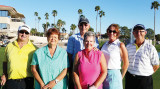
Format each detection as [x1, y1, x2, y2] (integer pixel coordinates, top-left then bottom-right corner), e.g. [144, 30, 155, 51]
[77, 33, 83, 39]
[13, 40, 32, 48]
[106, 39, 120, 45]
[44, 45, 59, 59]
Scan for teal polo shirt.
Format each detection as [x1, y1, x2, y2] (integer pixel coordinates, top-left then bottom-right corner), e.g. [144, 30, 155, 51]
[31, 45, 70, 89]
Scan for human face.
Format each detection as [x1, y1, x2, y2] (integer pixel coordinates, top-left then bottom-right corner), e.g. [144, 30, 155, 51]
[47, 33, 59, 46]
[79, 23, 90, 36]
[107, 26, 117, 42]
[133, 29, 147, 42]
[84, 36, 95, 51]
[18, 30, 29, 42]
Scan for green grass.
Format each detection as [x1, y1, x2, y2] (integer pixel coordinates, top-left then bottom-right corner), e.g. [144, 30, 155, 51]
[99, 40, 160, 89]
[155, 44, 160, 52]
[0, 47, 5, 75]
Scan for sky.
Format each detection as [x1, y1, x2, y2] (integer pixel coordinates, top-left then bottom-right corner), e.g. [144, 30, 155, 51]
[1, 0, 160, 34]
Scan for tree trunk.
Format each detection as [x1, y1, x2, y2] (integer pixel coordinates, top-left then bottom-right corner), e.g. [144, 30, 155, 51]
[154, 9, 156, 46]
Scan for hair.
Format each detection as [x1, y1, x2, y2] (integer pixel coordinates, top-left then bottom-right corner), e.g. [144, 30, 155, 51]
[46, 28, 60, 40]
[83, 31, 96, 42]
[106, 24, 120, 38]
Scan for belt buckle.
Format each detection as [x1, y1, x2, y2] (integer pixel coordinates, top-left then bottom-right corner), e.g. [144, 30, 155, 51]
[132, 74, 136, 77]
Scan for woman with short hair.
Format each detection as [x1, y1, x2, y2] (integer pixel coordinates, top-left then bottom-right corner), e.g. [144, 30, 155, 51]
[31, 28, 69, 89]
[73, 31, 107, 89]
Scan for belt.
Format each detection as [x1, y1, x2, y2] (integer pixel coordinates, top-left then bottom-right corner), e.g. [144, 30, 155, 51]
[9, 78, 25, 82]
[9, 77, 33, 82]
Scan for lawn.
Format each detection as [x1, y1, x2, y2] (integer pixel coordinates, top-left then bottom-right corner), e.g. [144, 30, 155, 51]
[0, 47, 5, 75]
[0, 43, 160, 89]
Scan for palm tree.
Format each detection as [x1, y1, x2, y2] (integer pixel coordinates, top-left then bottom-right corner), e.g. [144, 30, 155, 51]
[57, 19, 63, 31]
[70, 24, 77, 34]
[62, 28, 66, 33]
[78, 9, 83, 17]
[95, 6, 100, 34]
[151, 1, 159, 46]
[45, 13, 49, 36]
[38, 17, 41, 35]
[34, 12, 38, 33]
[42, 22, 50, 35]
[99, 10, 105, 39]
[52, 10, 57, 25]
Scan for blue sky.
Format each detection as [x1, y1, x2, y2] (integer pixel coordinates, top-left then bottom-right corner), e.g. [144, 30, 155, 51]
[1, 0, 160, 34]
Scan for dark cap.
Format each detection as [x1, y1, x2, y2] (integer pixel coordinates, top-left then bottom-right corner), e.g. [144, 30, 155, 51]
[78, 17, 89, 25]
[133, 24, 145, 31]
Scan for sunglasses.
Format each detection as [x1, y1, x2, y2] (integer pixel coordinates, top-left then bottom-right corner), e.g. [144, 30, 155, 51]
[79, 23, 88, 26]
[108, 30, 117, 33]
[19, 30, 29, 34]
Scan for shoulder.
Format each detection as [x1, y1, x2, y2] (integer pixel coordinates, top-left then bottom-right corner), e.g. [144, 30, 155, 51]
[57, 46, 67, 54]
[34, 45, 46, 54]
[68, 33, 79, 39]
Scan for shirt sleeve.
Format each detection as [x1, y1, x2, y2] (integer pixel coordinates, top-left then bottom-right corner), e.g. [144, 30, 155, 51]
[63, 52, 70, 68]
[150, 46, 159, 66]
[67, 36, 74, 54]
[31, 52, 39, 65]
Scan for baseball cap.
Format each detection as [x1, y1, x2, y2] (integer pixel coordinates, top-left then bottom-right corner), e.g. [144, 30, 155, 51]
[18, 24, 30, 33]
[78, 16, 89, 25]
[133, 24, 145, 31]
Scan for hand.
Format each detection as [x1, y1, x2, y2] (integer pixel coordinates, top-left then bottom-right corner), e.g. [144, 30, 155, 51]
[43, 80, 56, 89]
[89, 85, 97, 89]
[1, 75, 6, 86]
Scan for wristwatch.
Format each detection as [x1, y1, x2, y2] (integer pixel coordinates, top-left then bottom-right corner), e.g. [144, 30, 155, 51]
[55, 79, 59, 84]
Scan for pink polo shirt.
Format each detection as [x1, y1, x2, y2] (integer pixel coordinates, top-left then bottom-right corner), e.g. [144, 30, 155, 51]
[77, 49, 102, 89]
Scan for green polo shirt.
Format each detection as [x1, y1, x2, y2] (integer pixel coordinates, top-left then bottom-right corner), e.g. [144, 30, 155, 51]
[31, 45, 70, 89]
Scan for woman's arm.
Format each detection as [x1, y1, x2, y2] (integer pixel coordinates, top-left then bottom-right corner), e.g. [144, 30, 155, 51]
[43, 68, 68, 89]
[120, 43, 129, 79]
[92, 53, 107, 88]
[73, 53, 82, 89]
[31, 65, 45, 88]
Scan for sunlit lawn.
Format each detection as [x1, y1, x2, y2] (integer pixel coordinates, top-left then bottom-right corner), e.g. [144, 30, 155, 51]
[0, 43, 160, 89]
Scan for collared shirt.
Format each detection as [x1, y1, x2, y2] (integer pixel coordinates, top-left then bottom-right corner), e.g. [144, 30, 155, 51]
[31, 45, 70, 89]
[126, 40, 159, 76]
[67, 33, 99, 61]
[78, 49, 102, 89]
[101, 39, 122, 69]
[4, 40, 37, 79]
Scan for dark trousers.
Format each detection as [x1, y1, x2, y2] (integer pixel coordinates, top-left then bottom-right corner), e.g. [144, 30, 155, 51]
[125, 71, 153, 89]
[2, 77, 34, 89]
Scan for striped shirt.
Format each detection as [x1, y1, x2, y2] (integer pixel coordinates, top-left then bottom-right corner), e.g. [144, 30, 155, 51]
[126, 40, 159, 76]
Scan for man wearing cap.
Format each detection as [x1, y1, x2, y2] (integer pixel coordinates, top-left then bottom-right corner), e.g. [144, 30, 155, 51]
[67, 16, 99, 89]
[1, 24, 37, 89]
[125, 24, 159, 89]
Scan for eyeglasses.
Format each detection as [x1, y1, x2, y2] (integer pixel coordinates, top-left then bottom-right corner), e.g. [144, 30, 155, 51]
[108, 30, 117, 33]
[19, 30, 29, 35]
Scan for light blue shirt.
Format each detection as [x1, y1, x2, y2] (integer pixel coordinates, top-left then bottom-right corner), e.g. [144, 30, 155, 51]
[31, 45, 70, 89]
[67, 33, 99, 61]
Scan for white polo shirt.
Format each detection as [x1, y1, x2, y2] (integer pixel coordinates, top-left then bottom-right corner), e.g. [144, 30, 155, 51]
[126, 40, 159, 76]
[101, 39, 122, 69]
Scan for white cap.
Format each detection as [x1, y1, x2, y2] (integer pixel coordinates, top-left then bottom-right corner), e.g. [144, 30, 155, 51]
[18, 24, 30, 33]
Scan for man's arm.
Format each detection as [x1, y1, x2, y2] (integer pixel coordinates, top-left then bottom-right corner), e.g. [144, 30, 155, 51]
[1, 62, 7, 86]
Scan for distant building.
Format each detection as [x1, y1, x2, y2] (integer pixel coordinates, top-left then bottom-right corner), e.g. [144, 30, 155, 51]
[60, 33, 69, 40]
[0, 5, 25, 37]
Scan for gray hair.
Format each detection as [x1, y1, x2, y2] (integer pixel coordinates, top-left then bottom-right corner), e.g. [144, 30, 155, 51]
[83, 31, 96, 42]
